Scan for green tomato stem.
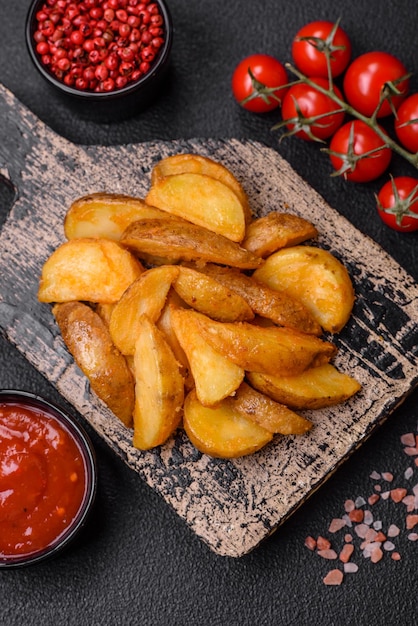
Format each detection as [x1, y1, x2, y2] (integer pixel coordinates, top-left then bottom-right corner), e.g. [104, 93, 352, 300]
[284, 63, 418, 170]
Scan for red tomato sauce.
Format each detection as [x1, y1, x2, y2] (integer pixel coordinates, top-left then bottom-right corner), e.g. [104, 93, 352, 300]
[0, 402, 87, 558]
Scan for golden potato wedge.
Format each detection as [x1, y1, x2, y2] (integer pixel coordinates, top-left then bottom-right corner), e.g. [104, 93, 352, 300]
[120, 218, 263, 269]
[132, 316, 184, 450]
[242, 212, 318, 257]
[197, 264, 321, 335]
[150, 153, 252, 224]
[171, 306, 244, 405]
[53, 302, 134, 427]
[95, 303, 115, 326]
[175, 309, 336, 377]
[145, 172, 246, 242]
[253, 246, 355, 333]
[183, 389, 272, 458]
[226, 382, 312, 435]
[156, 293, 194, 389]
[109, 265, 179, 355]
[38, 238, 144, 304]
[247, 364, 361, 410]
[173, 266, 254, 322]
[64, 192, 176, 241]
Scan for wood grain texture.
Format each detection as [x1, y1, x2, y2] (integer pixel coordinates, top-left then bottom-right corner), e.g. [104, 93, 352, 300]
[0, 83, 417, 557]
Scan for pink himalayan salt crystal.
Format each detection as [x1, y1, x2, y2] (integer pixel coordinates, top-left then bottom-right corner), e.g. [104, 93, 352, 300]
[339, 543, 354, 563]
[318, 549, 338, 560]
[363, 510, 373, 525]
[402, 495, 416, 512]
[405, 467, 414, 480]
[370, 471, 381, 480]
[391, 552, 401, 560]
[387, 524, 400, 537]
[354, 523, 369, 538]
[323, 569, 344, 586]
[368, 494, 380, 505]
[406, 514, 418, 529]
[401, 433, 416, 447]
[381, 472, 394, 482]
[403, 447, 418, 456]
[304, 536, 317, 551]
[383, 541, 395, 551]
[316, 536, 331, 550]
[391, 488, 408, 503]
[328, 518, 346, 533]
[344, 534, 353, 543]
[407, 533, 418, 541]
[344, 499, 355, 512]
[344, 562, 359, 573]
[370, 547, 384, 563]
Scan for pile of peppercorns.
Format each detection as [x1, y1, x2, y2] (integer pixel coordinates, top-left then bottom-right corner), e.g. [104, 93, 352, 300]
[32, 0, 166, 92]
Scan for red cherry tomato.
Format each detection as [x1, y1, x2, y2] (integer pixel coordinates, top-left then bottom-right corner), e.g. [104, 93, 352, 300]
[395, 93, 418, 154]
[376, 176, 418, 231]
[292, 20, 352, 78]
[231, 54, 288, 113]
[281, 77, 345, 141]
[328, 120, 392, 182]
[343, 51, 409, 118]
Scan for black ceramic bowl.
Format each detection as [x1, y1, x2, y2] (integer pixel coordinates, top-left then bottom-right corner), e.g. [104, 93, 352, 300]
[25, 0, 173, 121]
[0, 390, 97, 568]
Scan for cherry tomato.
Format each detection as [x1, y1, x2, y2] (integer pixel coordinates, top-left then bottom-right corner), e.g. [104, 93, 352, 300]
[292, 20, 352, 78]
[231, 54, 288, 113]
[343, 51, 409, 118]
[281, 77, 345, 141]
[328, 120, 392, 182]
[376, 176, 418, 231]
[394, 93, 418, 154]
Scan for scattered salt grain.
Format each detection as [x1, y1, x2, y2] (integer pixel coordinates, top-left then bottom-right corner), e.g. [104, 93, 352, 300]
[406, 514, 418, 529]
[374, 484, 382, 492]
[403, 447, 418, 456]
[316, 536, 331, 550]
[354, 524, 369, 538]
[370, 547, 384, 563]
[373, 520, 383, 531]
[328, 518, 346, 533]
[381, 472, 394, 482]
[355, 496, 366, 507]
[348, 508, 364, 523]
[344, 534, 353, 543]
[404, 467, 414, 480]
[304, 536, 317, 551]
[323, 569, 344, 586]
[383, 541, 395, 551]
[339, 543, 354, 563]
[343, 562, 358, 574]
[391, 552, 401, 561]
[368, 494, 380, 505]
[402, 495, 415, 511]
[317, 549, 338, 560]
[401, 433, 415, 447]
[363, 510, 373, 525]
[407, 533, 418, 541]
[370, 471, 381, 480]
[391, 488, 407, 503]
[380, 491, 391, 500]
[387, 524, 400, 537]
[344, 499, 355, 512]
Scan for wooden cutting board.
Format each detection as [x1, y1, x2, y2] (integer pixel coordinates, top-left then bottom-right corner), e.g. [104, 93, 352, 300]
[0, 82, 417, 557]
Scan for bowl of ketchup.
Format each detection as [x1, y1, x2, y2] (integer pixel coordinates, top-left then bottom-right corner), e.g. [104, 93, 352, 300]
[0, 390, 97, 567]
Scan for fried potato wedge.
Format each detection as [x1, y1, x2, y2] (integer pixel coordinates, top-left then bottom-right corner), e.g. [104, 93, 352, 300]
[175, 309, 337, 377]
[242, 212, 318, 257]
[109, 265, 179, 355]
[253, 246, 355, 333]
[150, 153, 252, 224]
[53, 301, 134, 427]
[132, 316, 184, 450]
[64, 193, 175, 241]
[38, 238, 144, 304]
[226, 382, 312, 435]
[171, 306, 244, 405]
[120, 218, 263, 269]
[247, 364, 361, 410]
[173, 266, 254, 322]
[145, 173, 246, 242]
[156, 293, 194, 389]
[183, 389, 272, 458]
[197, 264, 321, 335]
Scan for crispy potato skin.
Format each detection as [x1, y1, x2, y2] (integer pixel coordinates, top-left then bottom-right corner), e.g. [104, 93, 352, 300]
[53, 302, 135, 427]
[183, 389, 272, 458]
[227, 382, 312, 435]
[173, 266, 254, 323]
[247, 364, 362, 410]
[180, 309, 337, 377]
[196, 263, 321, 335]
[242, 212, 318, 257]
[120, 218, 263, 269]
[132, 316, 184, 450]
[64, 193, 174, 241]
[145, 172, 246, 242]
[38, 238, 144, 304]
[150, 153, 253, 225]
[253, 246, 355, 333]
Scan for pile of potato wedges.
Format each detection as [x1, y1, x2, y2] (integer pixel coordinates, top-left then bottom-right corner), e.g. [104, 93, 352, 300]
[38, 153, 361, 458]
